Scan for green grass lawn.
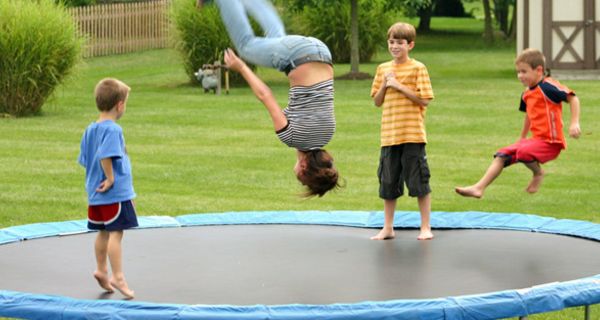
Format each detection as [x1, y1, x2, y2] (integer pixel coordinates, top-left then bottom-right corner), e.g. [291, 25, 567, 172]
[1, 16, 599, 319]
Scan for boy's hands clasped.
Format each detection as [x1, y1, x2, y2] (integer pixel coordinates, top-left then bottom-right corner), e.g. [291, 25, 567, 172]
[385, 72, 408, 93]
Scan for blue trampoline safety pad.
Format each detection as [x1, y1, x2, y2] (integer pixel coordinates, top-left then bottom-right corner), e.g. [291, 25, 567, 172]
[1, 210, 600, 320]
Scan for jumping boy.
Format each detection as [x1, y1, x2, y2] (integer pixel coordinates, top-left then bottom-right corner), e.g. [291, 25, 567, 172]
[455, 48, 581, 198]
[370, 22, 434, 241]
[78, 78, 138, 299]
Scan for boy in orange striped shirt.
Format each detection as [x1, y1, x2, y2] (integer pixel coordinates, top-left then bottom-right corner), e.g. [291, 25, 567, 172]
[455, 48, 581, 198]
[370, 22, 434, 241]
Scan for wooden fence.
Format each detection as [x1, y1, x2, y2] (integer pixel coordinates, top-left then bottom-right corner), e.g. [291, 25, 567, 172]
[69, 0, 170, 58]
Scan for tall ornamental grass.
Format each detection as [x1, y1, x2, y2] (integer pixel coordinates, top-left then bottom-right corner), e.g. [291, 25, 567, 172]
[170, 0, 256, 85]
[172, 0, 234, 83]
[0, 0, 82, 117]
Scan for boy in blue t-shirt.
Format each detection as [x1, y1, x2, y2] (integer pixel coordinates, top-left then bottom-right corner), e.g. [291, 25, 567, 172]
[78, 78, 137, 299]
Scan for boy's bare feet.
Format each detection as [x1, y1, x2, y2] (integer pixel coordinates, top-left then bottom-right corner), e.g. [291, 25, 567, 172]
[110, 277, 135, 299]
[417, 229, 434, 240]
[370, 228, 395, 240]
[93, 271, 114, 293]
[526, 170, 544, 193]
[455, 186, 483, 198]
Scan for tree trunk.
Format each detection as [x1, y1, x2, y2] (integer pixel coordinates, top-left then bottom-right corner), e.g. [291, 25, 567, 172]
[350, 0, 359, 74]
[482, 0, 495, 44]
[338, 0, 371, 80]
[417, 1, 434, 32]
[493, 0, 510, 35]
[508, 1, 517, 40]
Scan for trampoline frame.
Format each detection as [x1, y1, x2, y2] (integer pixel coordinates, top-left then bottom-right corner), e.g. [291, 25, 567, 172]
[1, 210, 600, 320]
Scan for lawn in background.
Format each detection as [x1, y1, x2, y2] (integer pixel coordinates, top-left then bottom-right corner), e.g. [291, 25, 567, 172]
[1, 16, 599, 320]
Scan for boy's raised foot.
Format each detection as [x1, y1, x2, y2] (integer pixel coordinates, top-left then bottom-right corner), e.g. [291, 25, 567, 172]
[526, 170, 544, 193]
[110, 277, 135, 300]
[93, 271, 114, 293]
[454, 186, 483, 199]
[370, 229, 395, 240]
[417, 228, 434, 240]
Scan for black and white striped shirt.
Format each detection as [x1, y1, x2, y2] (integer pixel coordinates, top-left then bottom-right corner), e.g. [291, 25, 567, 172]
[276, 79, 335, 151]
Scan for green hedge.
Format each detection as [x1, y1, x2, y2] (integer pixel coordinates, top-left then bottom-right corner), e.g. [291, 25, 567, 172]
[0, 0, 82, 117]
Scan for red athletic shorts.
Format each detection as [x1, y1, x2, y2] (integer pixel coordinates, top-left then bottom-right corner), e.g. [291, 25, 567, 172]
[88, 200, 138, 231]
[495, 139, 563, 167]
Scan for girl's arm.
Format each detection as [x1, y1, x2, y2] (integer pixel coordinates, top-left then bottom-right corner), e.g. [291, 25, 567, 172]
[96, 158, 114, 192]
[224, 49, 287, 131]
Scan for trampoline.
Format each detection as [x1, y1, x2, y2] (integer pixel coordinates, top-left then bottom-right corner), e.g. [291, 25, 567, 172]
[1, 210, 600, 320]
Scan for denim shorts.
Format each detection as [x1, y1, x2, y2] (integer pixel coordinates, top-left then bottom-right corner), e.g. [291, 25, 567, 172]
[277, 36, 332, 73]
[238, 35, 332, 73]
[378, 143, 431, 199]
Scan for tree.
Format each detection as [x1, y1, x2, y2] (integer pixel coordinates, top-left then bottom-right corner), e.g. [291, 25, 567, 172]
[507, 1, 517, 40]
[482, 0, 494, 44]
[385, 0, 434, 32]
[493, 0, 512, 36]
[339, 0, 372, 80]
[350, 0, 359, 74]
[416, 1, 434, 32]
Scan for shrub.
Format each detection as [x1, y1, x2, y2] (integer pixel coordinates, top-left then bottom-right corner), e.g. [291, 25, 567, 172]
[0, 0, 82, 117]
[171, 0, 249, 85]
[57, 0, 95, 7]
[284, 0, 389, 64]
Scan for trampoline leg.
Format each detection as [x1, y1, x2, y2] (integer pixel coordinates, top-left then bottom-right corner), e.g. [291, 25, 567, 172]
[519, 317, 528, 320]
[584, 305, 590, 320]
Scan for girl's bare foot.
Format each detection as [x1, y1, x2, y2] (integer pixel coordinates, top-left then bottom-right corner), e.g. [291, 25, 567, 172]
[417, 229, 434, 240]
[526, 171, 544, 193]
[370, 229, 395, 240]
[93, 271, 114, 293]
[455, 186, 483, 198]
[110, 277, 135, 299]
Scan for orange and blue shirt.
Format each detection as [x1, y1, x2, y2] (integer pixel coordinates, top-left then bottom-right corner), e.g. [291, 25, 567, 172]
[370, 59, 434, 147]
[519, 77, 574, 149]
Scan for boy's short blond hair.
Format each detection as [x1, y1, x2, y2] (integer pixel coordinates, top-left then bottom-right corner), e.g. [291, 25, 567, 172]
[94, 78, 130, 112]
[515, 48, 546, 70]
[387, 22, 416, 43]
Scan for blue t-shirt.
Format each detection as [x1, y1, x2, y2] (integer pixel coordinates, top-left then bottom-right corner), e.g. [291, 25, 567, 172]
[78, 120, 136, 205]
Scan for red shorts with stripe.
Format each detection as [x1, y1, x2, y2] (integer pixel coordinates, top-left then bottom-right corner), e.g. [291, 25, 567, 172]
[495, 139, 563, 167]
[88, 200, 139, 231]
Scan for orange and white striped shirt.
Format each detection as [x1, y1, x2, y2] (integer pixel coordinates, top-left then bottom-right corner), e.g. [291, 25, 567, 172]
[371, 59, 434, 147]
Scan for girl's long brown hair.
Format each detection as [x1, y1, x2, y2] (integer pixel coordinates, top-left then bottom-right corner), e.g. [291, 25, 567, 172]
[296, 149, 341, 197]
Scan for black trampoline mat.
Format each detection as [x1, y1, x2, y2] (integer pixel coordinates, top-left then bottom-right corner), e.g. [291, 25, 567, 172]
[1, 224, 600, 305]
